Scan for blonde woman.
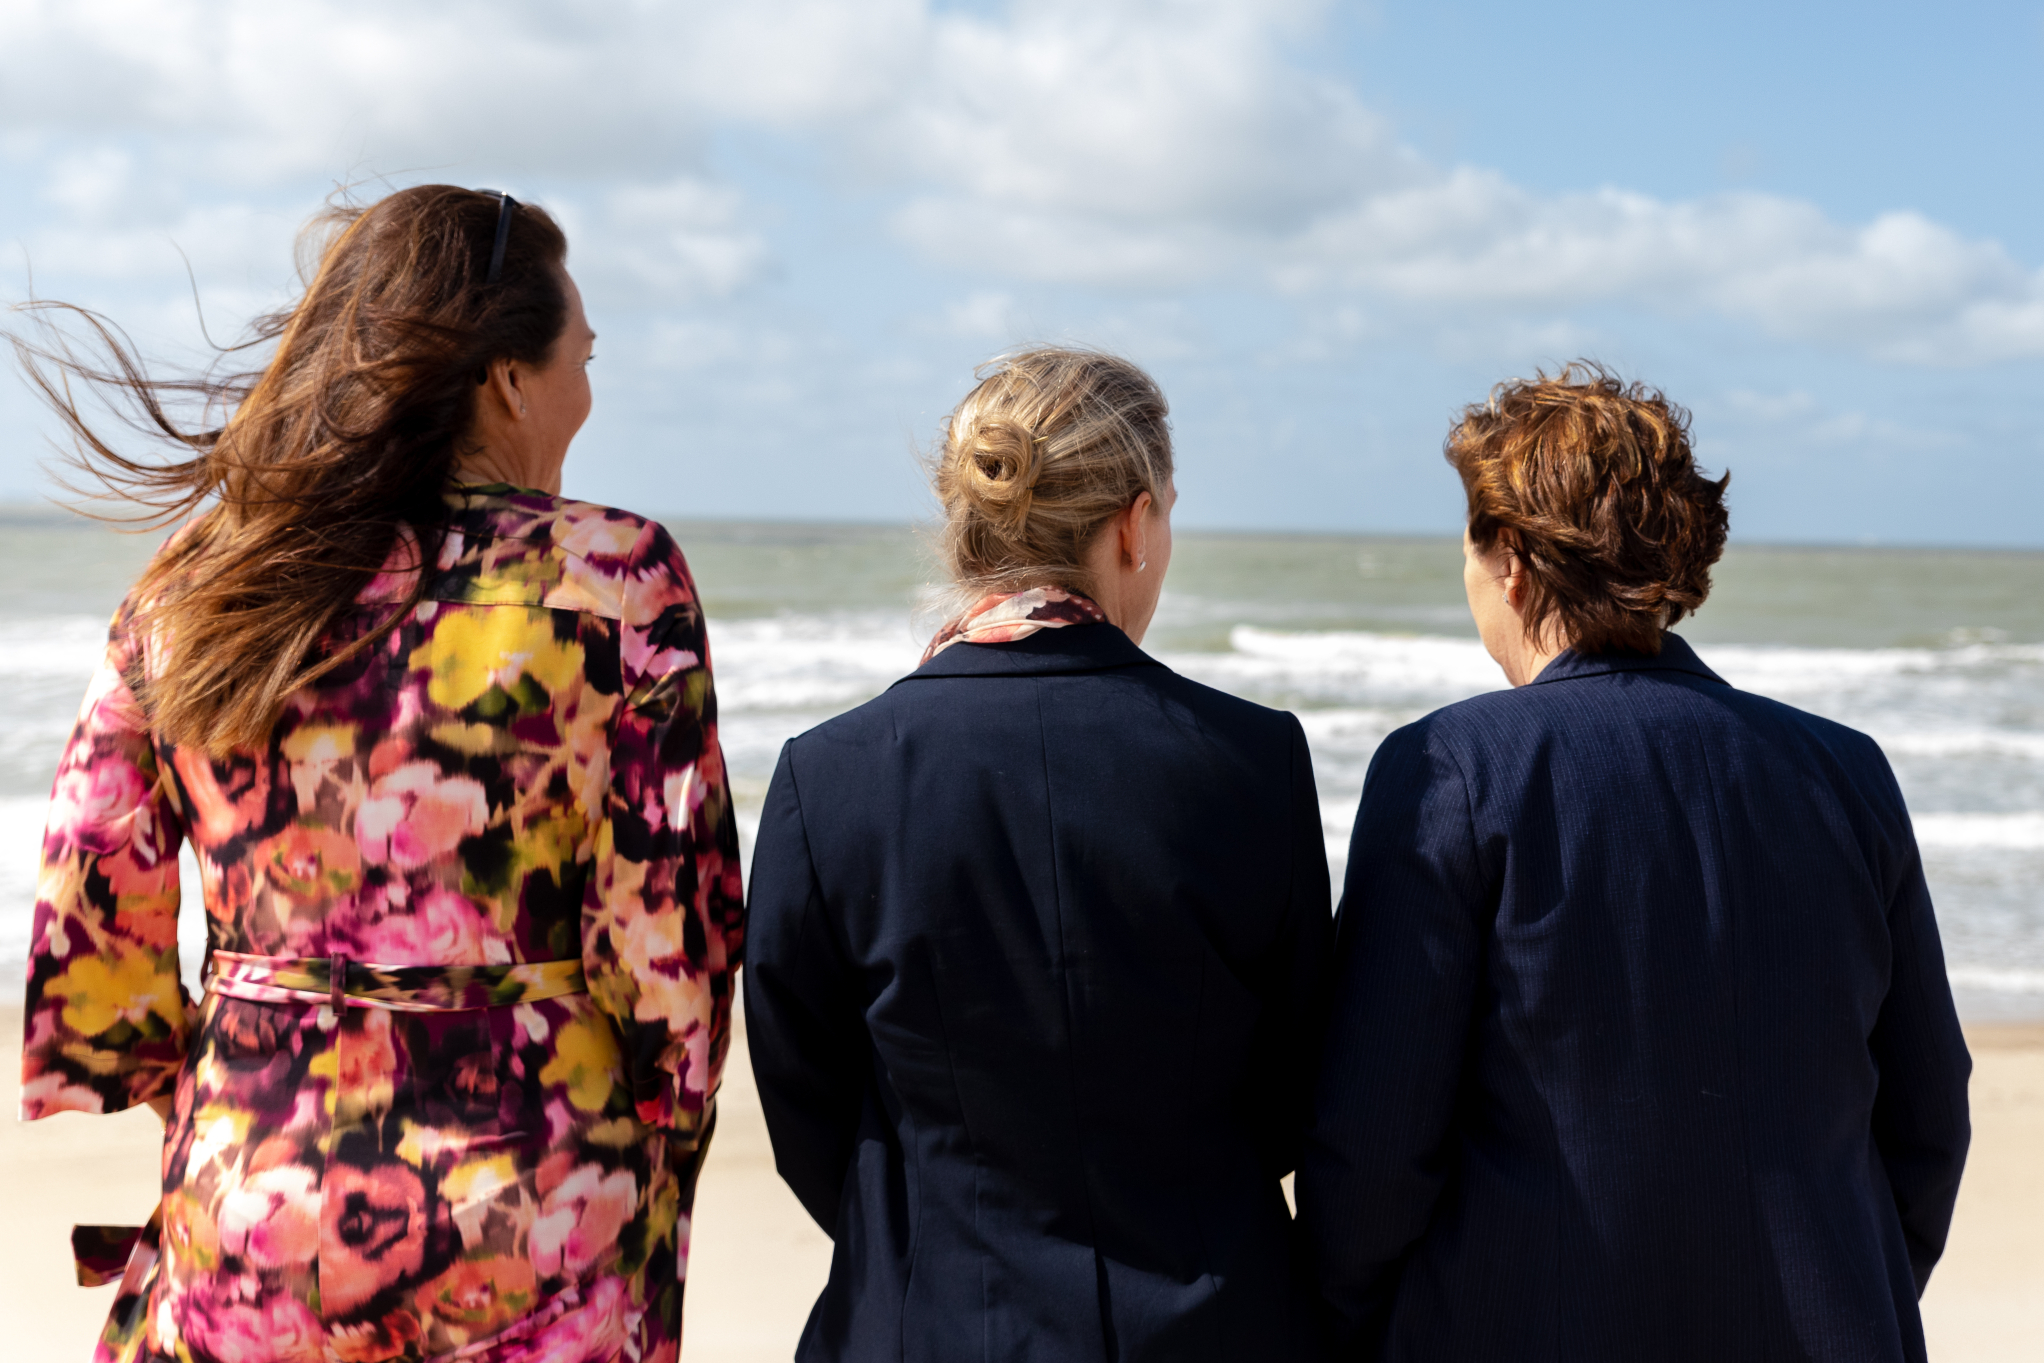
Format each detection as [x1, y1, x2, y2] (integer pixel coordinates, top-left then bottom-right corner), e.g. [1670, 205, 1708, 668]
[745, 349, 1331, 1361]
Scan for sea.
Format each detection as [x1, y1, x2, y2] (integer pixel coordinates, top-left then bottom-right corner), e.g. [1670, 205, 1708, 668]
[4, 511, 2042, 1022]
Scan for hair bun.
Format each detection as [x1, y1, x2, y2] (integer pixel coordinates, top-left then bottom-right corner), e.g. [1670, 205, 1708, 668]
[952, 415, 1042, 533]
[932, 348, 1173, 594]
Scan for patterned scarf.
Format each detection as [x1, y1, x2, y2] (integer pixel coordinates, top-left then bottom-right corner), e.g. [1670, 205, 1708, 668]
[921, 586, 1110, 664]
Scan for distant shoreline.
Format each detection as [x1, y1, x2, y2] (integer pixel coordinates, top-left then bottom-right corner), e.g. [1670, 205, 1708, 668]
[2, 501, 2042, 557]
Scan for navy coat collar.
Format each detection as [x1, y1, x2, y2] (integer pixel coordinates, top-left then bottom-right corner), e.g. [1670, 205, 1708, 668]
[1528, 631, 1726, 688]
[895, 622, 1164, 683]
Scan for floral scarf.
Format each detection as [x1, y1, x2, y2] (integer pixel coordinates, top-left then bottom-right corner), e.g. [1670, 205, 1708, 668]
[921, 586, 1110, 663]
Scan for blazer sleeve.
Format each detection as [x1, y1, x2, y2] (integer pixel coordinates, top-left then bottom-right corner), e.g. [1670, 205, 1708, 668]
[1865, 778, 1972, 1293]
[1297, 719, 1491, 1358]
[1246, 714, 1334, 1180]
[743, 741, 867, 1236]
[21, 598, 191, 1118]
[582, 524, 744, 1150]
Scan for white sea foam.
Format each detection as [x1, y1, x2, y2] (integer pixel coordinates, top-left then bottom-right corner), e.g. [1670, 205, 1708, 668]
[1165, 627, 1503, 706]
[708, 612, 922, 713]
[0, 796, 46, 986]
[1, 611, 2041, 1012]
[0, 616, 109, 677]
[1912, 813, 2044, 850]
[1873, 729, 2044, 760]
[1946, 965, 2044, 994]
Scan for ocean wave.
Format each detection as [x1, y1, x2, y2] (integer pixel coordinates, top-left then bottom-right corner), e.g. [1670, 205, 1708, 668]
[1912, 812, 2044, 850]
[1159, 628, 1502, 708]
[1945, 964, 2044, 994]
[708, 612, 922, 712]
[0, 616, 108, 678]
[1199, 626, 2044, 701]
[0, 796, 46, 975]
[1874, 730, 2044, 760]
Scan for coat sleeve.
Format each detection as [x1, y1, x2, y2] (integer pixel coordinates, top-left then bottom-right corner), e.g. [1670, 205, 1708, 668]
[743, 741, 867, 1236]
[1246, 714, 1334, 1180]
[582, 524, 744, 1149]
[1296, 720, 1490, 1358]
[21, 599, 190, 1118]
[1865, 771, 1972, 1294]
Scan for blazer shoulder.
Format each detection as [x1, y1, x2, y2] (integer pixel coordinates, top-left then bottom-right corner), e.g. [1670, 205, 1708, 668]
[783, 682, 912, 757]
[1148, 667, 1305, 742]
[1715, 685, 1900, 785]
[1421, 669, 1900, 797]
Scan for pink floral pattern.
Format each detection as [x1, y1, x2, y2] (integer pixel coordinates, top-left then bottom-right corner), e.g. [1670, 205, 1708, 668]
[919, 586, 1110, 663]
[20, 484, 742, 1362]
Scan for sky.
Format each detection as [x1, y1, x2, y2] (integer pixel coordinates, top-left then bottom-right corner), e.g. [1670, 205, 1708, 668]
[1, 0, 2041, 544]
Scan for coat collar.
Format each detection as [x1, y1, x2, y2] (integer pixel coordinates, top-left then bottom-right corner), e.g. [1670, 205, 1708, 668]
[1527, 631, 1727, 688]
[895, 621, 1164, 682]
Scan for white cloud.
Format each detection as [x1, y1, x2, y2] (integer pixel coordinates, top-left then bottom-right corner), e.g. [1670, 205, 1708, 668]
[1283, 171, 2044, 363]
[935, 290, 1023, 340]
[0, 0, 915, 182]
[878, 0, 1416, 286]
[1708, 389, 1961, 452]
[594, 178, 772, 300]
[1, 0, 2041, 366]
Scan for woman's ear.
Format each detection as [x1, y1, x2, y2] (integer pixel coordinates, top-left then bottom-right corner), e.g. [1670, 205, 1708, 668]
[483, 358, 528, 421]
[1123, 491, 1154, 571]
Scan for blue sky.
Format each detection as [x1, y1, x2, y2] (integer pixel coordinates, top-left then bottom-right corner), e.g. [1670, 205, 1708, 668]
[2, 0, 2040, 544]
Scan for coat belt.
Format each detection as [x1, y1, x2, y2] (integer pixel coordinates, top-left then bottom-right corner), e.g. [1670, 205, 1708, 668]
[207, 949, 586, 1012]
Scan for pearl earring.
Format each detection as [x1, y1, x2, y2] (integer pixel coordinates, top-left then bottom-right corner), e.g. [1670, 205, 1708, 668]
[1138, 558, 1147, 572]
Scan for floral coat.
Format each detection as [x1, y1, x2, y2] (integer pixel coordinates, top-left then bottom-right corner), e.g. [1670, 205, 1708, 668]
[20, 485, 744, 1363]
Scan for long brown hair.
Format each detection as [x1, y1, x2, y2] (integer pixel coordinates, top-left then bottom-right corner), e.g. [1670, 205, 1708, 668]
[9, 185, 569, 754]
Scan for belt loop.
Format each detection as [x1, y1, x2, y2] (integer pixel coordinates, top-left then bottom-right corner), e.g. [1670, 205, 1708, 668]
[329, 954, 346, 1013]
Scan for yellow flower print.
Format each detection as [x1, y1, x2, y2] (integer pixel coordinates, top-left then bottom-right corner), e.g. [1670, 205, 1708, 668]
[539, 1018, 619, 1113]
[411, 608, 585, 713]
[49, 949, 181, 1038]
[20, 489, 740, 1361]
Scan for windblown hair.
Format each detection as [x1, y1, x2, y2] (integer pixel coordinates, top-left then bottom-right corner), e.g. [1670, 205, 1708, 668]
[934, 347, 1172, 595]
[9, 185, 569, 754]
[1446, 362, 1730, 656]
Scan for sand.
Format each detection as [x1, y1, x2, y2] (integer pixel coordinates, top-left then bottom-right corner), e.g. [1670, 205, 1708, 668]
[3, 1006, 2036, 1361]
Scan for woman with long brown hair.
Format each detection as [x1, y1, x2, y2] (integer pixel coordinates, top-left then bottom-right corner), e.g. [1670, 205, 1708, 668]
[14, 186, 742, 1363]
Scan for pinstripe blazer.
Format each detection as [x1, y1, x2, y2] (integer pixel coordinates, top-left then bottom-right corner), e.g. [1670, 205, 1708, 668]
[1299, 634, 1971, 1363]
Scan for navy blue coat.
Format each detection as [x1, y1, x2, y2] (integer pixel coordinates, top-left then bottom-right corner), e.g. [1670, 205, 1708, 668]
[1298, 634, 1972, 1363]
[744, 623, 1332, 1363]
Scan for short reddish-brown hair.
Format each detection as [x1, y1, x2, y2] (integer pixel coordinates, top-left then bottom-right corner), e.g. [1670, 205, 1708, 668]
[1446, 363, 1729, 657]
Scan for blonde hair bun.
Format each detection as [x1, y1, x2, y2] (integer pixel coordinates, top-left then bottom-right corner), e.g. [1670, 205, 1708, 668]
[953, 415, 1043, 533]
[934, 347, 1172, 595]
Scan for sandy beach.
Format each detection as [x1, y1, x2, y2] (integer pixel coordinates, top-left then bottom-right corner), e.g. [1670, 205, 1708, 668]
[3, 1004, 2036, 1361]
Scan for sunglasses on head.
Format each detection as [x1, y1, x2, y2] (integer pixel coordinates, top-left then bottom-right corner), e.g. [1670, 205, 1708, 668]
[474, 189, 519, 387]
[477, 189, 518, 286]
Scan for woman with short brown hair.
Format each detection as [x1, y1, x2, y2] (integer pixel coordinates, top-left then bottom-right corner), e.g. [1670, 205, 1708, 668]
[1299, 365, 1971, 1362]
[16, 186, 741, 1363]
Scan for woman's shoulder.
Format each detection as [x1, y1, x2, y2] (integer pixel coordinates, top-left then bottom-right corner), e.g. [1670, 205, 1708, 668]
[788, 649, 1305, 765]
[1146, 664, 1307, 741]
[437, 484, 696, 629]
[1408, 658, 1895, 781]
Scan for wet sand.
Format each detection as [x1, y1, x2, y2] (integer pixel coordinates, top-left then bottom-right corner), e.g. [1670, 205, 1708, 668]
[3, 1005, 2036, 1360]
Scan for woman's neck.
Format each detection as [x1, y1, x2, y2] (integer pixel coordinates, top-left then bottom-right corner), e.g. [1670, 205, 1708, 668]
[452, 446, 563, 495]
